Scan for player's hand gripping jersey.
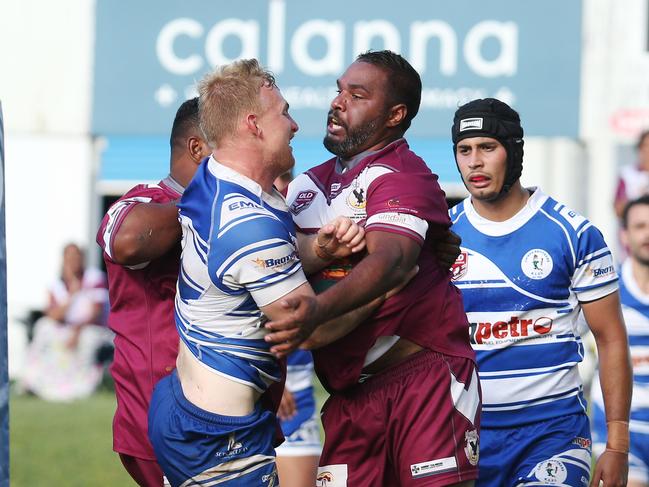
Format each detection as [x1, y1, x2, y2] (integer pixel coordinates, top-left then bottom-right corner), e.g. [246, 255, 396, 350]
[175, 157, 307, 392]
[450, 188, 618, 427]
[287, 139, 474, 392]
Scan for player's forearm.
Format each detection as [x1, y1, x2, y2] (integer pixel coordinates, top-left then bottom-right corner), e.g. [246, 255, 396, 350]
[301, 295, 384, 349]
[296, 233, 333, 275]
[314, 248, 411, 323]
[112, 202, 181, 265]
[597, 338, 632, 423]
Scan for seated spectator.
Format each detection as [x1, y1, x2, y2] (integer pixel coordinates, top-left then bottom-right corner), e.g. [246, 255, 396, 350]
[18, 243, 113, 401]
[615, 129, 649, 219]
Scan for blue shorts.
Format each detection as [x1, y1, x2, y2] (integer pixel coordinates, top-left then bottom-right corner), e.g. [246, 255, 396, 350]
[148, 370, 278, 487]
[276, 387, 322, 457]
[592, 402, 649, 483]
[478, 414, 592, 487]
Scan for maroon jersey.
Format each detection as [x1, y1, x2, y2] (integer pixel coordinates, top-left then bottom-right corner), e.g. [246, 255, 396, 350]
[286, 139, 474, 392]
[96, 177, 182, 460]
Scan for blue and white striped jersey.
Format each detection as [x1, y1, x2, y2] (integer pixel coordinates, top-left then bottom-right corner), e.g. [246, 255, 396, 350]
[592, 260, 649, 432]
[285, 350, 314, 393]
[175, 157, 308, 393]
[450, 188, 618, 427]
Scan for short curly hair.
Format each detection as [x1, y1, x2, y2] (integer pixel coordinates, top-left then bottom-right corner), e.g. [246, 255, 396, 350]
[198, 59, 276, 146]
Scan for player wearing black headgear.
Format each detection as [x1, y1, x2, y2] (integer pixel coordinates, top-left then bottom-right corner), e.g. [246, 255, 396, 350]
[452, 98, 524, 195]
[448, 99, 631, 487]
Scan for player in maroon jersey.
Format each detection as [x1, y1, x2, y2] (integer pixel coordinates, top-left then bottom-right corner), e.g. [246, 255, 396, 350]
[268, 50, 479, 487]
[97, 98, 211, 486]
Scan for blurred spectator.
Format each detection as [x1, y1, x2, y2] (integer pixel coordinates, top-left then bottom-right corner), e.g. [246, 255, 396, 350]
[614, 130, 649, 219]
[18, 243, 113, 401]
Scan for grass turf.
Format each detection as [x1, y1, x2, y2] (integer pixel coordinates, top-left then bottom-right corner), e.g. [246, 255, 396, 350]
[9, 390, 133, 486]
[9, 381, 329, 486]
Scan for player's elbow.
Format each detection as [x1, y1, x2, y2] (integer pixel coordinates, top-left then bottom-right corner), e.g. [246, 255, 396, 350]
[111, 233, 147, 266]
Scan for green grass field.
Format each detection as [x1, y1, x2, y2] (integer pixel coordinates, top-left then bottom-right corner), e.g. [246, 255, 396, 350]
[9, 390, 133, 486]
[9, 383, 329, 486]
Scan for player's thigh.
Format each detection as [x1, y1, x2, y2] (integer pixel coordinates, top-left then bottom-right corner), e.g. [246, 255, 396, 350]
[276, 455, 319, 487]
[390, 353, 480, 486]
[318, 390, 388, 486]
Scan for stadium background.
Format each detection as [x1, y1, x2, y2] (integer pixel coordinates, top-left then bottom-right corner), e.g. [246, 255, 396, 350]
[1, 0, 649, 484]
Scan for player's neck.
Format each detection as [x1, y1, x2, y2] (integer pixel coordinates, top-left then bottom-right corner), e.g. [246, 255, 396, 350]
[631, 258, 649, 294]
[214, 147, 275, 194]
[471, 182, 530, 222]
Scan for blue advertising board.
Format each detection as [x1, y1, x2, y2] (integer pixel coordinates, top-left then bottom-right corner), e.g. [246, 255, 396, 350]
[93, 0, 581, 185]
[93, 0, 581, 137]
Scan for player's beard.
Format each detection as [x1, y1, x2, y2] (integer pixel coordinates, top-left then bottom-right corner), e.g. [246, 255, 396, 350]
[629, 241, 649, 267]
[323, 116, 382, 159]
[269, 145, 295, 177]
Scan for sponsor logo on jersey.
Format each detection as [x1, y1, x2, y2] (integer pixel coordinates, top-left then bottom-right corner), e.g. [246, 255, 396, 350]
[459, 117, 483, 131]
[216, 432, 249, 457]
[261, 471, 277, 487]
[586, 264, 614, 279]
[387, 198, 400, 208]
[252, 251, 298, 269]
[228, 199, 262, 211]
[469, 316, 553, 344]
[289, 190, 317, 215]
[410, 456, 458, 478]
[316, 472, 334, 486]
[464, 429, 479, 466]
[451, 251, 468, 281]
[533, 459, 567, 484]
[330, 182, 342, 198]
[374, 213, 409, 225]
[521, 248, 553, 280]
[572, 437, 591, 449]
[316, 465, 347, 486]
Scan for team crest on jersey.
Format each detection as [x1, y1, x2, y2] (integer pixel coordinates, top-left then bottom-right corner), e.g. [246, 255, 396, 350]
[289, 190, 317, 215]
[347, 185, 366, 210]
[521, 249, 553, 280]
[451, 251, 468, 281]
[533, 459, 567, 484]
[464, 429, 479, 466]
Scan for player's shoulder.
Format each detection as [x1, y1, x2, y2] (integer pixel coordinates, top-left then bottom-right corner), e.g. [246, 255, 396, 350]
[217, 188, 288, 241]
[449, 198, 468, 224]
[538, 192, 594, 236]
[368, 138, 429, 174]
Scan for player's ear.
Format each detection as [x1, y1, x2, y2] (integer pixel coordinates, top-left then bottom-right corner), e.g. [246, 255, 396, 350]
[386, 103, 407, 129]
[620, 228, 630, 250]
[246, 114, 261, 137]
[187, 136, 210, 164]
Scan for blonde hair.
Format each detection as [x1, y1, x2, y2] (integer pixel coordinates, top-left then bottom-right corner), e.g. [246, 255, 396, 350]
[198, 59, 276, 147]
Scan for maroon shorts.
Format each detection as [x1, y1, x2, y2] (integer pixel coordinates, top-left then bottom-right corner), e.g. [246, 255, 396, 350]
[317, 350, 481, 487]
[119, 453, 165, 487]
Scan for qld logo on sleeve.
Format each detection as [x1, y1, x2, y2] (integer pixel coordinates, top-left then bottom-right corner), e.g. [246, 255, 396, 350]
[521, 249, 553, 280]
[451, 251, 468, 281]
[289, 190, 317, 215]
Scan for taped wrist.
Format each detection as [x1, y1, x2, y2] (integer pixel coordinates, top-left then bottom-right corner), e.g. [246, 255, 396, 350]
[606, 420, 630, 454]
